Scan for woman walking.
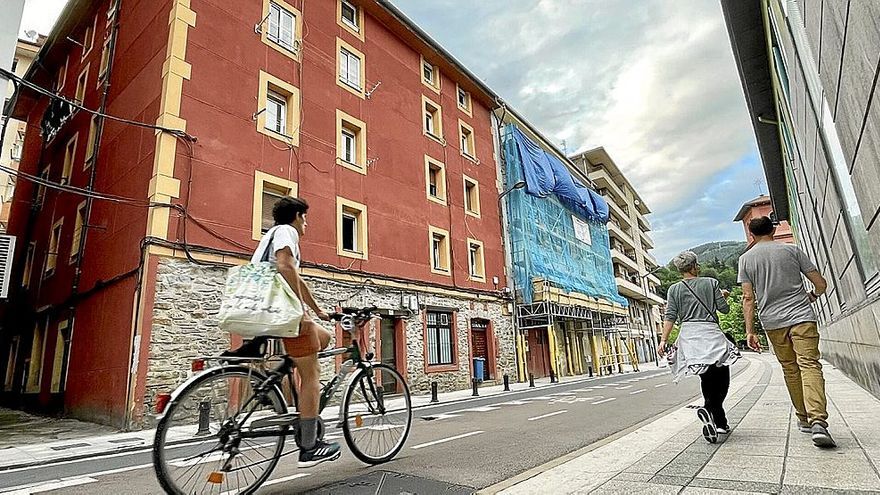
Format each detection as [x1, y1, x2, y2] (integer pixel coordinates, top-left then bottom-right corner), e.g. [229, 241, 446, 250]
[660, 251, 741, 443]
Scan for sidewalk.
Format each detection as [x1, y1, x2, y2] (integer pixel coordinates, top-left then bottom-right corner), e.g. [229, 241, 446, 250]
[0, 361, 661, 471]
[487, 353, 880, 494]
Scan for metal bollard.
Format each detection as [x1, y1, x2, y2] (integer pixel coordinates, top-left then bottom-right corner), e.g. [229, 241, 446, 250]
[549, 368, 557, 383]
[503, 374, 510, 391]
[588, 365, 593, 378]
[430, 381, 439, 403]
[472, 378, 479, 397]
[196, 400, 211, 436]
[529, 373, 535, 388]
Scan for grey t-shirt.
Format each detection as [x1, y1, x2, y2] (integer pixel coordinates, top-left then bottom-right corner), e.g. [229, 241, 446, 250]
[665, 277, 730, 324]
[737, 242, 817, 330]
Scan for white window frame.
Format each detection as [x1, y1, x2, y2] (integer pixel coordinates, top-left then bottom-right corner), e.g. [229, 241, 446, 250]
[267, 1, 297, 52]
[265, 90, 287, 135]
[339, 47, 362, 90]
[341, 211, 358, 253]
[341, 128, 356, 164]
[340, 0, 359, 32]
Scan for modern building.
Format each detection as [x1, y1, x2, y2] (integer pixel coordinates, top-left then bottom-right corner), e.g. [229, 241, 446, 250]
[570, 148, 664, 363]
[722, 0, 880, 397]
[0, 0, 524, 427]
[497, 117, 631, 381]
[733, 194, 794, 245]
[1, 37, 43, 232]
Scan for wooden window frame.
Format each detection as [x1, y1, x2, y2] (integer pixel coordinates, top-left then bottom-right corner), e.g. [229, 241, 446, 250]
[98, 37, 111, 84]
[424, 155, 447, 206]
[61, 134, 78, 184]
[336, 196, 368, 260]
[423, 309, 459, 372]
[81, 18, 97, 60]
[256, 71, 301, 146]
[56, 56, 68, 92]
[422, 95, 443, 143]
[336, 38, 365, 99]
[463, 175, 481, 218]
[428, 225, 451, 275]
[22, 241, 36, 288]
[25, 318, 48, 393]
[260, 0, 303, 62]
[85, 115, 98, 168]
[456, 83, 472, 117]
[458, 119, 476, 162]
[35, 165, 50, 208]
[252, 171, 298, 240]
[44, 218, 63, 278]
[420, 55, 440, 94]
[75, 64, 90, 104]
[70, 201, 87, 263]
[50, 319, 70, 393]
[467, 238, 486, 282]
[335, 109, 367, 174]
[337, 0, 364, 41]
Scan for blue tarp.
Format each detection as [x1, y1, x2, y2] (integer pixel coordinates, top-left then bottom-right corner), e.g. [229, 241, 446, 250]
[510, 126, 610, 223]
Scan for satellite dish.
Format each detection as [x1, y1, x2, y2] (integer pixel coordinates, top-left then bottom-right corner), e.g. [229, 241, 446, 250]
[24, 30, 38, 41]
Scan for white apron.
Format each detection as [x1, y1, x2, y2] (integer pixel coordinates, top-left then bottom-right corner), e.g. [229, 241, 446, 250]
[668, 321, 740, 383]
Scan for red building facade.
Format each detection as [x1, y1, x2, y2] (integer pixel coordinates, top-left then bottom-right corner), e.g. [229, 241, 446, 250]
[733, 195, 794, 245]
[1, 0, 514, 428]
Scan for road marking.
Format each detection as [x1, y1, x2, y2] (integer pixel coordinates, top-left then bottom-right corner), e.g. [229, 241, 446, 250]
[220, 474, 311, 495]
[521, 396, 554, 401]
[629, 389, 647, 395]
[411, 431, 484, 450]
[86, 463, 153, 477]
[527, 410, 568, 421]
[655, 383, 668, 388]
[2, 477, 98, 494]
[572, 388, 596, 392]
[616, 385, 632, 390]
[549, 392, 576, 396]
[592, 398, 617, 405]
[499, 400, 529, 406]
[459, 405, 500, 413]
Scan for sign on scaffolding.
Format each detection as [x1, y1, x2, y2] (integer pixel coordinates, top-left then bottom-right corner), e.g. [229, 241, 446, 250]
[572, 215, 592, 245]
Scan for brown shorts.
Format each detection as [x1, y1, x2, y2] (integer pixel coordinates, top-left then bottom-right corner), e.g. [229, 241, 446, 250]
[282, 316, 322, 358]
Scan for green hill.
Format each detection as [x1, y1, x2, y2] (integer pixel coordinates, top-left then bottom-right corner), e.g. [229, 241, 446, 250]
[690, 241, 747, 268]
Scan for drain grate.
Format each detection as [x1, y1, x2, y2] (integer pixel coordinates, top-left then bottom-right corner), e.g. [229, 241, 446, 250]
[50, 442, 91, 451]
[304, 470, 475, 494]
[108, 438, 144, 444]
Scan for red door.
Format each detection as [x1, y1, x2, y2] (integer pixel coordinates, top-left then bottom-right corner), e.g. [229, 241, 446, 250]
[526, 328, 551, 378]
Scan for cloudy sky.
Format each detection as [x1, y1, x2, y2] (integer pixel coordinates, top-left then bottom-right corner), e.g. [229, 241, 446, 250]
[19, 0, 766, 263]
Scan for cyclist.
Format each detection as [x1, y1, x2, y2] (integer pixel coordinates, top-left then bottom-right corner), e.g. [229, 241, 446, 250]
[250, 196, 341, 467]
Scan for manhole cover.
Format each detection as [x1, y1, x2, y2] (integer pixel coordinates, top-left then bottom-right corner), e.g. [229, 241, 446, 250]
[304, 471, 475, 494]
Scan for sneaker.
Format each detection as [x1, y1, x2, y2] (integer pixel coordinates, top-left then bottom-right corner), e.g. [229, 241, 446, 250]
[797, 421, 812, 434]
[811, 424, 836, 448]
[298, 440, 341, 468]
[716, 426, 730, 435]
[697, 407, 718, 444]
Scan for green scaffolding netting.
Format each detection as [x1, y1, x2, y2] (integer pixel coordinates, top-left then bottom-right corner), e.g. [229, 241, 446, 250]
[504, 124, 627, 307]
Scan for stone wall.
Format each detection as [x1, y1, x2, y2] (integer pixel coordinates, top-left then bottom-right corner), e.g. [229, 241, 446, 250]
[141, 257, 515, 424]
[820, 299, 880, 400]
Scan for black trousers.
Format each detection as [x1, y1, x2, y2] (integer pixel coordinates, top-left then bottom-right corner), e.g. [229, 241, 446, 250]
[700, 365, 730, 428]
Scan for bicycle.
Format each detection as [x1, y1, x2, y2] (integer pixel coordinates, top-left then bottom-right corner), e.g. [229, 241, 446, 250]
[152, 306, 412, 495]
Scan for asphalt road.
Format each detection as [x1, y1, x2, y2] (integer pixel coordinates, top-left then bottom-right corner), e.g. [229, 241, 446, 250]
[0, 361, 751, 494]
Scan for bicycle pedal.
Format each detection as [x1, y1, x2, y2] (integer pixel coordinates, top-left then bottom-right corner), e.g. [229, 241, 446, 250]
[365, 352, 374, 361]
[249, 412, 299, 430]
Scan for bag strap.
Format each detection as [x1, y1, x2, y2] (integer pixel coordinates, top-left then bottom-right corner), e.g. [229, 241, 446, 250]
[260, 227, 278, 263]
[681, 279, 719, 324]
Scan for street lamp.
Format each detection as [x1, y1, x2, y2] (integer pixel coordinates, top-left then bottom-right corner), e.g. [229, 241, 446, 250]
[640, 265, 664, 366]
[498, 179, 526, 381]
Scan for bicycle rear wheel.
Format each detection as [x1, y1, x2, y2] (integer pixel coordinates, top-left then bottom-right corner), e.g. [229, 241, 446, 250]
[341, 363, 412, 464]
[153, 366, 287, 495]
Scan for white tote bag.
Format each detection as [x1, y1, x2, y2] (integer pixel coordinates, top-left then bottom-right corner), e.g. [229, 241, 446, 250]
[218, 230, 303, 338]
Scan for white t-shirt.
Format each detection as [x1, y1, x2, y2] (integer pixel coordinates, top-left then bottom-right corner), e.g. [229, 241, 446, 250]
[251, 225, 301, 268]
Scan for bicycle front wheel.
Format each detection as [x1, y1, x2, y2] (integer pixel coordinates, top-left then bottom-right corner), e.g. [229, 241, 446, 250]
[341, 363, 412, 464]
[153, 366, 287, 495]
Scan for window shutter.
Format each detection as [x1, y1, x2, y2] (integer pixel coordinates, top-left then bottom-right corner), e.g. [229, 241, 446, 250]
[0, 235, 17, 298]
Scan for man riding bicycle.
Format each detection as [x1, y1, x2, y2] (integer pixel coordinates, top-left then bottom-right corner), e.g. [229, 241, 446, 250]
[249, 196, 341, 467]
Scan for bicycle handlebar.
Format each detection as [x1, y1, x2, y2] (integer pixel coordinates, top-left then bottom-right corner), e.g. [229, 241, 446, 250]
[329, 306, 379, 324]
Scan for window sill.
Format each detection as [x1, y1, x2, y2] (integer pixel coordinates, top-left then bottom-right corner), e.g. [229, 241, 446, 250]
[424, 132, 445, 145]
[336, 157, 366, 175]
[339, 19, 363, 41]
[461, 152, 478, 164]
[421, 79, 441, 95]
[457, 104, 473, 118]
[469, 275, 486, 283]
[339, 249, 367, 260]
[465, 209, 481, 219]
[257, 125, 299, 148]
[337, 79, 365, 99]
[430, 267, 451, 276]
[427, 195, 447, 206]
[425, 363, 458, 373]
[263, 36, 302, 62]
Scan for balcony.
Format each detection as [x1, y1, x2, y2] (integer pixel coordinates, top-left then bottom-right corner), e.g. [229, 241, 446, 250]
[647, 272, 661, 286]
[637, 214, 651, 232]
[607, 222, 636, 250]
[615, 276, 644, 299]
[639, 229, 655, 249]
[606, 198, 633, 229]
[611, 248, 639, 273]
[590, 168, 628, 205]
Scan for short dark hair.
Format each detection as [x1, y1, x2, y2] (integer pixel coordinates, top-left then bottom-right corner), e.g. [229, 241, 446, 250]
[748, 216, 775, 236]
[273, 197, 309, 225]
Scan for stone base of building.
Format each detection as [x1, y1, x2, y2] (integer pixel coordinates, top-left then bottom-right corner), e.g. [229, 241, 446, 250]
[819, 298, 880, 399]
[138, 256, 515, 427]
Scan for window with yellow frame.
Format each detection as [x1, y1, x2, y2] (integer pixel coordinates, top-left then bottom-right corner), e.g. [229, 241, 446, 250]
[260, 0, 303, 61]
[429, 226, 451, 275]
[336, 110, 367, 174]
[252, 171, 298, 239]
[467, 238, 486, 282]
[256, 71, 301, 146]
[425, 155, 447, 205]
[337, 197, 368, 260]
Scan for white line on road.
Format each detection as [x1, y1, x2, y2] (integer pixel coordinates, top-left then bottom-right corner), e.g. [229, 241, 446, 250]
[499, 400, 529, 406]
[220, 473, 311, 495]
[411, 431, 484, 450]
[616, 385, 632, 390]
[592, 398, 617, 405]
[527, 410, 567, 421]
[629, 389, 646, 395]
[549, 392, 576, 396]
[655, 383, 668, 388]
[85, 463, 153, 478]
[2, 477, 98, 495]
[458, 406, 500, 413]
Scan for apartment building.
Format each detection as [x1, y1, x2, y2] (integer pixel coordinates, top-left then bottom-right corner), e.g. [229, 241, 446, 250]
[571, 148, 664, 362]
[0, 0, 518, 427]
[722, 0, 880, 397]
[1, 37, 43, 232]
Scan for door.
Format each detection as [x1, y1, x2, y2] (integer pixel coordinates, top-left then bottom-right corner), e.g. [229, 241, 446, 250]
[525, 328, 550, 378]
[470, 319, 490, 380]
[379, 318, 398, 394]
